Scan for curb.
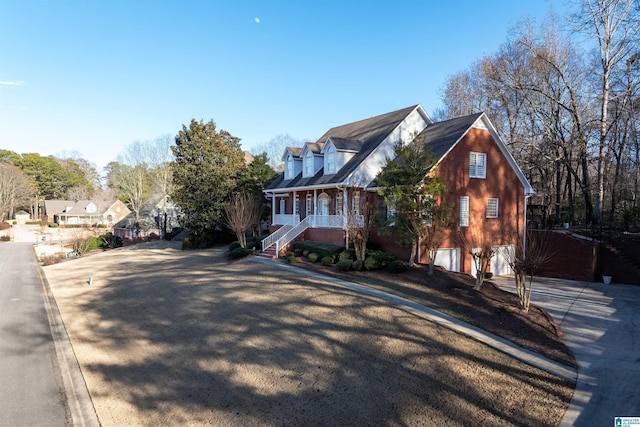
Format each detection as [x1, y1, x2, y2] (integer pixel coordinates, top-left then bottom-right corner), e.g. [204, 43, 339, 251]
[36, 257, 101, 427]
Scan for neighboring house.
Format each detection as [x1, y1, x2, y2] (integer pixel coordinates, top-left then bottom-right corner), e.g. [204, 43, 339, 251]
[113, 194, 180, 239]
[14, 210, 30, 224]
[262, 104, 534, 276]
[43, 199, 131, 226]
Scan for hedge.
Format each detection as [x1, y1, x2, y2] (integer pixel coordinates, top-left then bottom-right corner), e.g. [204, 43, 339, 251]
[294, 241, 344, 261]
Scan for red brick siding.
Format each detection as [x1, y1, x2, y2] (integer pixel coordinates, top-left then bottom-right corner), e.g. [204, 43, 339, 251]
[429, 128, 525, 272]
[531, 231, 597, 281]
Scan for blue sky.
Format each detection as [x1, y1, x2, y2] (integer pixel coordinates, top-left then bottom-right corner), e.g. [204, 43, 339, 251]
[0, 0, 570, 172]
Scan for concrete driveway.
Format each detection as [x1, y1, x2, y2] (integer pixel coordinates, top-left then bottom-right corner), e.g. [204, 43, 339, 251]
[494, 276, 640, 426]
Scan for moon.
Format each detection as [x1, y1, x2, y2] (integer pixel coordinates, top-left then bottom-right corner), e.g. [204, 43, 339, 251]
[254, 17, 260, 23]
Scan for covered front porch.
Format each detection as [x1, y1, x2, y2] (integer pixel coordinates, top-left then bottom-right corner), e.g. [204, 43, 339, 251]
[263, 187, 365, 255]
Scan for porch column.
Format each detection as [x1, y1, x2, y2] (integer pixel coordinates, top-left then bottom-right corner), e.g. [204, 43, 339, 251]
[293, 191, 298, 222]
[344, 189, 349, 248]
[271, 193, 275, 227]
[314, 189, 317, 227]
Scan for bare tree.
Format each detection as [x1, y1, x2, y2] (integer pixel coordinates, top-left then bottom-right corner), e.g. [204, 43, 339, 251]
[222, 193, 262, 248]
[502, 231, 554, 312]
[572, 0, 640, 223]
[251, 134, 304, 172]
[0, 163, 35, 221]
[423, 202, 455, 276]
[458, 223, 497, 291]
[67, 185, 91, 201]
[345, 188, 372, 262]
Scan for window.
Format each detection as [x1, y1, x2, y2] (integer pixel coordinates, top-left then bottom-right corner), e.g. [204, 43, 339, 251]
[335, 191, 343, 215]
[469, 152, 486, 179]
[352, 191, 361, 216]
[386, 199, 397, 225]
[460, 196, 469, 227]
[286, 154, 294, 179]
[486, 198, 499, 218]
[304, 151, 313, 177]
[279, 199, 286, 214]
[326, 145, 336, 174]
[306, 194, 313, 216]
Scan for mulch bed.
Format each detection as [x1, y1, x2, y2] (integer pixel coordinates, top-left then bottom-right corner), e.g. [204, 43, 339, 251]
[285, 257, 577, 368]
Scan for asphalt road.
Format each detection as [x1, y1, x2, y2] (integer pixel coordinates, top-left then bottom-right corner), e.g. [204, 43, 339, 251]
[0, 242, 69, 426]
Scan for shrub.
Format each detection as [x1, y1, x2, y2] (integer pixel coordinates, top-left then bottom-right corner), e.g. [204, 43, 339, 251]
[321, 256, 333, 266]
[364, 250, 397, 271]
[99, 232, 123, 249]
[336, 259, 352, 271]
[338, 249, 356, 261]
[42, 253, 65, 266]
[0, 235, 10, 242]
[294, 248, 302, 257]
[182, 235, 193, 250]
[286, 254, 297, 264]
[97, 223, 107, 228]
[353, 260, 364, 271]
[228, 241, 242, 251]
[294, 241, 344, 261]
[48, 222, 59, 228]
[308, 252, 321, 263]
[228, 247, 253, 259]
[388, 260, 408, 274]
[303, 250, 310, 257]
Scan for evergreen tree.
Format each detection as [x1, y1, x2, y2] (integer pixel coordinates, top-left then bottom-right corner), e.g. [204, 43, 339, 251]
[376, 138, 452, 267]
[171, 119, 245, 247]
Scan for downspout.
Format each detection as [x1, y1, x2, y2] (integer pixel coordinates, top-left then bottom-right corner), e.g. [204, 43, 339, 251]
[523, 193, 533, 257]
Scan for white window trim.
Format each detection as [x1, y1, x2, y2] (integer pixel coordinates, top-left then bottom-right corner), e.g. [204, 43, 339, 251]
[286, 154, 294, 179]
[352, 191, 361, 216]
[304, 151, 313, 177]
[469, 152, 486, 179]
[460, 196, 469, 227]
[335, 191, 343, 215]
[306, 194, 313, 216]
[486, 198, 499, 218]
[326, 145, 336, 174]
[386, 199, 397, 226]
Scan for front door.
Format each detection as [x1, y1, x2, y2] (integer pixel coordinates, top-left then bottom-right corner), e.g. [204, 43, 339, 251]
[318, 193, 330, 227]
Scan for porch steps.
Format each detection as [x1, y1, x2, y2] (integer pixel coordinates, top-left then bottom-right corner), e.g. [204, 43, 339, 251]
[258, 246, 278, 259]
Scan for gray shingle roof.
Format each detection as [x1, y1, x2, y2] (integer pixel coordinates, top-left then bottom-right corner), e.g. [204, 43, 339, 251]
[327, 137, 364, 152]
[417, 112, 483, 159]
[266, 105, 419, 191]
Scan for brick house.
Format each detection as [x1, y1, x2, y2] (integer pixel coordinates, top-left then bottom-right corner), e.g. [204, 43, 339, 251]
[262, 105, 534, 276]
[44, 199, 130, 227]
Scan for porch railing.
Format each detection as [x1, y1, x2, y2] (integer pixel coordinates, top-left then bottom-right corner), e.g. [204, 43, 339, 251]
[273, 215, 314, 255]
[261, 217, 295, 252]
[261, 214, 365, 254]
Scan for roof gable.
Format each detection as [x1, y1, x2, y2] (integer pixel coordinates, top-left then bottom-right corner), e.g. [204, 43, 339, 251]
[281, 146, 302, 162]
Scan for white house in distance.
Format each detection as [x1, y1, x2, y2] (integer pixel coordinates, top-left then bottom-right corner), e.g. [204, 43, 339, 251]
[44, 199, 131, 226]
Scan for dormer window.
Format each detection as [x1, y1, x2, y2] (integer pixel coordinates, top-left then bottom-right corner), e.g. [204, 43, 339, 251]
[326, 145, 336, 174]
[304, 150, 313, 177]
[286, 154, 294, 179]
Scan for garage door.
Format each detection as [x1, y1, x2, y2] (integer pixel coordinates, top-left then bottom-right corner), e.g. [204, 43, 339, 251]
[433, 248, 461, 272]
[491, 245, 515, 276]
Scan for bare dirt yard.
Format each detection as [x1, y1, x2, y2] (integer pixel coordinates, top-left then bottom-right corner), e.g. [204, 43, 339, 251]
[44, 242, 574, 426]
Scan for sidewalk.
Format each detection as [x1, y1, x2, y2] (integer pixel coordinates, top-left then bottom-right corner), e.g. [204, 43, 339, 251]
[491, 275, 640, 426]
